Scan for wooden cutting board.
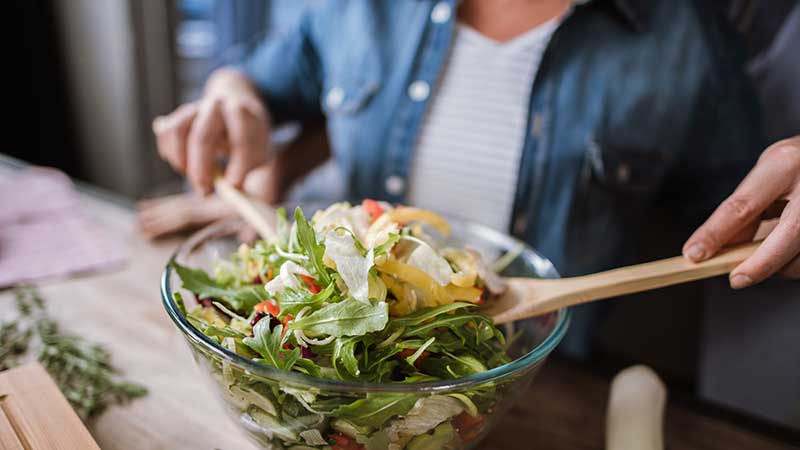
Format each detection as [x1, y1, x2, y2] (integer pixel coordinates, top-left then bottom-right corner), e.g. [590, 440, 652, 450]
[0, 362, 102, 450]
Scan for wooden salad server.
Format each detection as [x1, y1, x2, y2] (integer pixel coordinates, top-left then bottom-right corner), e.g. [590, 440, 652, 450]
[484, 241, 761, 324]
[214, 178, 277, 240]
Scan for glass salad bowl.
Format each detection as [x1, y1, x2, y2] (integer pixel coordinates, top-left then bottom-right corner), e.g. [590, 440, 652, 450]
[161, 216, 570, 450]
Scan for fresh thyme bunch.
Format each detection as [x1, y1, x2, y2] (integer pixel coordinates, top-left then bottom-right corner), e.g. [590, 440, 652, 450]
[0, 288, 147, 420]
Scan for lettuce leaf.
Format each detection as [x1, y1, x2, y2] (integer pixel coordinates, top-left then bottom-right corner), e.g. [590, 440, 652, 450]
[324, 230, 374, 303]
[264, 259, 309, 296]
[405, 242, 453, 286]
[384, 396, 463, 449]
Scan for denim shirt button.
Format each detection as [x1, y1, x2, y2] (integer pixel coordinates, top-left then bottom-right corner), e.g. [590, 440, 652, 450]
[325, 86, 345, 109]
[616, 163, 631, 184]
[408, 80, 430, 102]
[385, 175, 405, 195]
[431, 2, 452, 24]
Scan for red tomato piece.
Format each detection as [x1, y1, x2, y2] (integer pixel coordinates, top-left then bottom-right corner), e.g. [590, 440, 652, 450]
[254, 300, 280, 317]
[452, 412, 485, 443]
[330, 433, 365, 450]
[395, 348, 431, 368]
[362, 198, 385, 221]
[299, 274, 322, 294]
[280, 314, 294, 339]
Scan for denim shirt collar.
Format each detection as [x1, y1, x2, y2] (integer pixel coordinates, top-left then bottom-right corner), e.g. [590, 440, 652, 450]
[572, 0, 650, 32]
[608, 0, 649, 32]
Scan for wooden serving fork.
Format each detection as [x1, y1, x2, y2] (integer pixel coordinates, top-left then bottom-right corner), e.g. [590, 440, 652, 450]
[483, 241, 760, 324]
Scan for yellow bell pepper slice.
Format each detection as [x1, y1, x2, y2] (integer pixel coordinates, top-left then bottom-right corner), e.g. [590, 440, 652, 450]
[443, 248, 478, 287]
[377, 259, 452, 305]
[445, 284, 483, 303]
[380, 273, 416, 316]
[386, 207, 451, 236]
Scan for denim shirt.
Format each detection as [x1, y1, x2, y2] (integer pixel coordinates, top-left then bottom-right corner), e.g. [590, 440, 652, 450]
[242, 0, 763, 277]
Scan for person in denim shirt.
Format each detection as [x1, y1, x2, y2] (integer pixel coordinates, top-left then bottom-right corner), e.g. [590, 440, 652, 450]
[152, 0, 800, 355]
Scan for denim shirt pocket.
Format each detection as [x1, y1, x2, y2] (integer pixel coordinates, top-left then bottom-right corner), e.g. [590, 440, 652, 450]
[320, 46, 381, 116]
[567, 134, 674, 273]
[580, 135, 672, 197]
[320, 77, 380, 115]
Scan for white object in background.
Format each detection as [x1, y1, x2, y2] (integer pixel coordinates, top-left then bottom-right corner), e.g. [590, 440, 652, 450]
[606, 365, 666, 450]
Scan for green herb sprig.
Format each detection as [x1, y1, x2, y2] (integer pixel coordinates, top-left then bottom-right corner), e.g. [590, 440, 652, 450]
[0, 288, 147, 420]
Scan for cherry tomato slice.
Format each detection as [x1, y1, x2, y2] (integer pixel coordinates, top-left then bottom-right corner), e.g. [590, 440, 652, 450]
[362, 198, 385, 221]
[254, 300, 280, 317]
[330, 433, 365, 450]
[299, 274, 322, 294]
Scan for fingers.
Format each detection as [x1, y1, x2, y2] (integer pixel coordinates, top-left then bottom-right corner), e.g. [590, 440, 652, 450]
[137, 196, 192, 239]
[136, 194, 232, 239]
[683, 152, 796, 262]
[186, 99, 226, 194]
[730, 198, 800, 288]
[153, 102, 198, 173]
[222, 99, 269, 188]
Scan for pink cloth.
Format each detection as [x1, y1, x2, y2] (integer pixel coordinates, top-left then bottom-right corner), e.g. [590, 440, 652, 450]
[0, 168, 127, 287]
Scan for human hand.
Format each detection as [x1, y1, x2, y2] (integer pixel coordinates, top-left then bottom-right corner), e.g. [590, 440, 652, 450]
[137, 165, 280, 239]
[152, 68, 270, 195]
[683, 136, 800, 288]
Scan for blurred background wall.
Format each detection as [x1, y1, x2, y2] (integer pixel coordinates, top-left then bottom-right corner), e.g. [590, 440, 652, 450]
[4, 0, 307, 198]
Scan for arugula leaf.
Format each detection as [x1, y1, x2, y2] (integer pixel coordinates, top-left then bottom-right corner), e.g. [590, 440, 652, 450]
[405, 337, 435, 366]
[290, 298, 388, 338]
[293, 357, 322, 378]
[171, 261, 265, 313]
[243, 321, 299, 371]
[389, 302, 475, 328]
[294, 207, 331, 285]
[173, 292, 187, 316]
[363, 344, 402, 373]
[332, 393, 418, 428]
[372, 233, 401, 258]
[420, 353, 487, 378]
[333, 336, 362, 377]
[204, 325, 247, 339]
[276, 283, 336, 317]
[402, 312, 493, 339]
[443, 351, 487, 374]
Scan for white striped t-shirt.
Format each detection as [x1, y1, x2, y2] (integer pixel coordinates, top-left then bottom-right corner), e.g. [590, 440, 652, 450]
[407, 18, 560, 232]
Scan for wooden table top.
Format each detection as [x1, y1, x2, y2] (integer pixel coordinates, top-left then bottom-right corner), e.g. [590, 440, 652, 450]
[0, 165, 797, 450]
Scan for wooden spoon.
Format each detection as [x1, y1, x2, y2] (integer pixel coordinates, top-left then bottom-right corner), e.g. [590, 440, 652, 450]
[213, 178, 276, 240]
[483, 241, 760, 324]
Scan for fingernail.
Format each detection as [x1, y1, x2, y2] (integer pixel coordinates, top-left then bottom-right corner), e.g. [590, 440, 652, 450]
[730, 274, 753, 289]
[684, 244, 707, 262]
[152, 117, 165, 132]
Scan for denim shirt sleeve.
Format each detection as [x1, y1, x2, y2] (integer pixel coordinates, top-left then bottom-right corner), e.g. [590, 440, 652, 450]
[239, 10, 324, 124]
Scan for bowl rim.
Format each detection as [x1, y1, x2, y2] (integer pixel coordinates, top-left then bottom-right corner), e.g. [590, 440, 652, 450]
[161, 217, 570, 393]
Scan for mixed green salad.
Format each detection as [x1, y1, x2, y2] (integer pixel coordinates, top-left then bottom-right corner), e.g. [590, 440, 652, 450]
[171, 201, 512, 450]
